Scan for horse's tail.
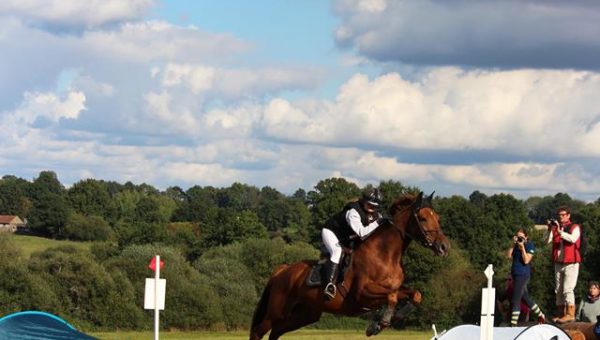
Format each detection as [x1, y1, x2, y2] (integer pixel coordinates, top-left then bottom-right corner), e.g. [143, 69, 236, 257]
[250, 279, 272, 330]
[250, 264, 288, 332]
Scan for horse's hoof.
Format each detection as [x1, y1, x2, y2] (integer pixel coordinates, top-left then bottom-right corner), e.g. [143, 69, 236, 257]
[366, 323, 381, 337]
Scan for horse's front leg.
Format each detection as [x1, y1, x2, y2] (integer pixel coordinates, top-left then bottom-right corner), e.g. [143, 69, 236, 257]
[392, 286, 422, 322]
[365, 291, 399, 337]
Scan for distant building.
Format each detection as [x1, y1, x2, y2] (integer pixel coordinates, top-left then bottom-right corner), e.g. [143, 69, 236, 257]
[0, 215, 25, 233]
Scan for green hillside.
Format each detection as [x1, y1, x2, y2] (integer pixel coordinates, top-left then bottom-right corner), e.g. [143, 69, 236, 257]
[7, 234, 92, 258]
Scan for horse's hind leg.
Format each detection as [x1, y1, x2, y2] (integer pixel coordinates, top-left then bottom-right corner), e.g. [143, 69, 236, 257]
[268, 303, 322, 340]
[250, 318, 272, 340]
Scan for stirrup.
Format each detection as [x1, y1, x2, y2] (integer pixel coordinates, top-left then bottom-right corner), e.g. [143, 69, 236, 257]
[324, 283, 337, 300]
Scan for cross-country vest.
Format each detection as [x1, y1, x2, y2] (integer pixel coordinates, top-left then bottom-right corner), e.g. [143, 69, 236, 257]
[324, 201, 375, 245]
[551, 222, 582, 264]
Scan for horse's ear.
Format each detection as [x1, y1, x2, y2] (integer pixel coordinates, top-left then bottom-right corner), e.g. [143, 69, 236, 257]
[426, 191, 435, 205]
[413, 192, 424, 209]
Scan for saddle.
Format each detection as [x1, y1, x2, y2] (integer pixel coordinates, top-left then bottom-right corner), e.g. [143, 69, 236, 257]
[306, 245, 353, 288]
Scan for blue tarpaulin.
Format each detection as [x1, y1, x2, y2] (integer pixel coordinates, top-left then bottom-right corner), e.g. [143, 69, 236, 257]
[0, 311, 96, 340]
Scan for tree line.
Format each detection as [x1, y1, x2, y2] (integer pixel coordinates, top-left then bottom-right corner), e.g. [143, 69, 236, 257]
[0, 171, 598, 330]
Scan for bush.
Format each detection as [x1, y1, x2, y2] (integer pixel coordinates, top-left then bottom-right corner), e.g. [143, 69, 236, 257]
[105, 244, 223, 329]
[0, 236, 61, 315]
[27, 246, 143, 330]
[194, 257, 257, 329]
[63, 213, 114, 241]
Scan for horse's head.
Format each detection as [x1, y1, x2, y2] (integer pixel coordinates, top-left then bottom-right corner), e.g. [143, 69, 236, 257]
[390, 192, 450, 256]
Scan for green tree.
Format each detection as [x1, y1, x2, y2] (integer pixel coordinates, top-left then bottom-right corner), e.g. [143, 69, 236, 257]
[27, 171, 71, 237]
[67, 179, 115, 221]
[63, 213, 114, 241]
[200, 209, 268, 248]
[0, 175, 32, 218]
[218, 182, 260, 211]
[307, 178, 361, 244]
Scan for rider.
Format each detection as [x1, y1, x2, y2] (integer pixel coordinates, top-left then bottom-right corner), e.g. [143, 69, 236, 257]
[321, 188, 388, 300]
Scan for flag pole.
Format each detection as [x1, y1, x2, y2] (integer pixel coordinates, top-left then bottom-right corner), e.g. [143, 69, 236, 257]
[154, 255, 160, 340]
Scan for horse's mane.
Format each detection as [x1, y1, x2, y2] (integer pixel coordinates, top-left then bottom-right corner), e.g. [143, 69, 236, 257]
[388, 193, 417, 216]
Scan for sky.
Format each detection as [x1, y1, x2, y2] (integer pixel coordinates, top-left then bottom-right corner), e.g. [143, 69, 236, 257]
[1, 0, 600, 201]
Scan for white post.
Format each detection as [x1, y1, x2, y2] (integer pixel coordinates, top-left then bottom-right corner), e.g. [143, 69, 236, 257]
[480, 264, 495, 340]
[154, 255, 160, 340]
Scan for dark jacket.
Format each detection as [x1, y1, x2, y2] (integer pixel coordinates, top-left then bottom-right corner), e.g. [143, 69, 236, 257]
[324, 201, 377, 245]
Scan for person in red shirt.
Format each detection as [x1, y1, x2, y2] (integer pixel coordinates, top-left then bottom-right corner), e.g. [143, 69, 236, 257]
[544, 205, 582, 324]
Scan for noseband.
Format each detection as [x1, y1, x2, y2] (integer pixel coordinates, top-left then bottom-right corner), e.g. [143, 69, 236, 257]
[409, 207, 438, 247]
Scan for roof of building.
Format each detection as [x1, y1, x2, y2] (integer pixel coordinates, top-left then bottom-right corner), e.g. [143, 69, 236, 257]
[0, 215, 23, 224]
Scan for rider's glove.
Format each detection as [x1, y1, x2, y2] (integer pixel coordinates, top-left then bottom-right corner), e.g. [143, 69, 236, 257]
[377, 217, 393, 226]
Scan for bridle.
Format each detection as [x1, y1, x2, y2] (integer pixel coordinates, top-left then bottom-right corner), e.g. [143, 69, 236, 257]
[404, 192, 439, 248]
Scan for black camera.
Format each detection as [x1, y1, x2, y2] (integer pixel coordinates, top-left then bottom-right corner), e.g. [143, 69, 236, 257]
[517, 236, 525, 243]
[547, 218, 558, 226]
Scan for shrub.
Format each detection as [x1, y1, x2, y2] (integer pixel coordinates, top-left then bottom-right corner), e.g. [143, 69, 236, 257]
[194, 257, 257, 329]
[27, 246, 143, 329]
[105, 244, 223, 329]
[63, 213, 114, 241]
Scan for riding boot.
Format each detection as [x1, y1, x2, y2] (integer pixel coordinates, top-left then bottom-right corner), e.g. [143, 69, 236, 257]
[323, 260, 339, 300]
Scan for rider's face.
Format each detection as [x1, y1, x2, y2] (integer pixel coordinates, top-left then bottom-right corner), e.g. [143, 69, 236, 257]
[363, 202, 377, 213]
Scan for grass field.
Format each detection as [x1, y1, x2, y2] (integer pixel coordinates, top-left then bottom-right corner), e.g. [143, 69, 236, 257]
[89, 329, 432, 340]
[8, 234, 91, 257]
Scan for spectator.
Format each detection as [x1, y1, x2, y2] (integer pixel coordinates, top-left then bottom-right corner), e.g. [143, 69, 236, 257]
[577, 281, 600, 322]
[544, 205, 582, 324]
[506, 227, 545, 326]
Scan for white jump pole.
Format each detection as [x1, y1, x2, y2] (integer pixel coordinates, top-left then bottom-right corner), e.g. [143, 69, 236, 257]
[480, 264, 495, 340]
[154, 255, 160, 340]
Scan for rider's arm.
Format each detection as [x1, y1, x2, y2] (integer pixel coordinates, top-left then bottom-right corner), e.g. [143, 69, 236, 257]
[346, 209, 380, 239]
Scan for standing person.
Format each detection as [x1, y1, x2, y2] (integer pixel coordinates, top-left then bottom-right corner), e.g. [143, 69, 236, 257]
[321, 188, 387, 300]
[577, 281, 600, 322]
[506, 228, 545, 326]
[545, 205, 582, 324]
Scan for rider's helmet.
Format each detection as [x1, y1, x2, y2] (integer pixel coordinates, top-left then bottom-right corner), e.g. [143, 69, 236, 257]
[361, 188, 383, 209]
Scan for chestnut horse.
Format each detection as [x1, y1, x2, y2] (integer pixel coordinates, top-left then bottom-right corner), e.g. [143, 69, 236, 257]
[249, 192, 450, 340]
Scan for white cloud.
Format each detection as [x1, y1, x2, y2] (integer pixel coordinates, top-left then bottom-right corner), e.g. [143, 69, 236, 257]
[0, 0, 156, 28]
[7, 90, 86, 125]
[158, 62, 323, 98]
[259, 68, 600, 158]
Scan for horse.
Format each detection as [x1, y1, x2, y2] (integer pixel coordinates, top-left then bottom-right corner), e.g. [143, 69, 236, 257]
[249, 191, 451, 340]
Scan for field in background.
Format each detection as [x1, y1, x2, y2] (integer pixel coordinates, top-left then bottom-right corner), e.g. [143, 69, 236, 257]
[8, 234, 91, 258]
[89, 329, 432, 340]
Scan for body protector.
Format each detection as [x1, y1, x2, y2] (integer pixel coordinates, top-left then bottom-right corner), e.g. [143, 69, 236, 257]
[325, 201, 378, 246]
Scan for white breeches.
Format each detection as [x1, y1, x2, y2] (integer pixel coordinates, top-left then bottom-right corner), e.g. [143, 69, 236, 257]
[322, 228, 342, 264]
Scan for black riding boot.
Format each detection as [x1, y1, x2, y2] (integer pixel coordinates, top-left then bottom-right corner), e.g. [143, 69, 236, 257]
[323, 260, 339, 300]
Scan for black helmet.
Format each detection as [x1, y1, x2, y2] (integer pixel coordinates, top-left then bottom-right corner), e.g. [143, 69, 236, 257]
[361, 188, 382, 207]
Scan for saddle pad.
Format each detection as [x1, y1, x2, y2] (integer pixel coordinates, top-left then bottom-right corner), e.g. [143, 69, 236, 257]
[306, 263, 323, 287]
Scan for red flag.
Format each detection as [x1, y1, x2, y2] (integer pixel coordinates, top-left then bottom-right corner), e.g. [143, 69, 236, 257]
[148, 257, 164, 272]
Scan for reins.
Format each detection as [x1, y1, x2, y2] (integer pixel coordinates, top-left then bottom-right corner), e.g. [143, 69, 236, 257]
[392, 192, 437, 248]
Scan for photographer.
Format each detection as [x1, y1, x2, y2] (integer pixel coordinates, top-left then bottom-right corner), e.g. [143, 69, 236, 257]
[506, 228, 545, 326]
[544, 205, 581, 324]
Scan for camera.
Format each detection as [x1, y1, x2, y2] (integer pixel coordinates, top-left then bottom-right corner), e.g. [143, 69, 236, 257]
[516, 236, 525, 243]
[547, 218, 558, 226]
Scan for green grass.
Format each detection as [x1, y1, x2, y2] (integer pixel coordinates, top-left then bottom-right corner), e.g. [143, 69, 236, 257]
[8, 234, 92, 258]
[89, 329, 432, 340]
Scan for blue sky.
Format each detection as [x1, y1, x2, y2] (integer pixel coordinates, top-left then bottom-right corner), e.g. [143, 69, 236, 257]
[1, 0, 600, 201]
